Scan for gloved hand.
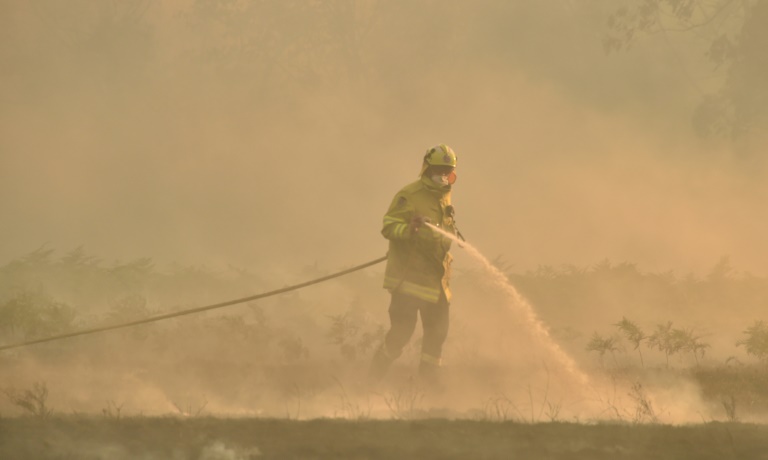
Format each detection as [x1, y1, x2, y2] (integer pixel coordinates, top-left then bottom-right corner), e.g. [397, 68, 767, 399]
[410, 215, 430, 233]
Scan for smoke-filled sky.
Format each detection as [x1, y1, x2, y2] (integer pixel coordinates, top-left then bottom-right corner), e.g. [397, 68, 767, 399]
[2, 0, 768, 276]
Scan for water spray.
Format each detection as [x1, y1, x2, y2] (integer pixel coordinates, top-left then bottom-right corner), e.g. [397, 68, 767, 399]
[425, 222, 590, 386]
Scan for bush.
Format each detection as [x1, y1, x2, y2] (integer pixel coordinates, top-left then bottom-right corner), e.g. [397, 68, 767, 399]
[0, 290, 75, 341]
[737, 320, 768, 364]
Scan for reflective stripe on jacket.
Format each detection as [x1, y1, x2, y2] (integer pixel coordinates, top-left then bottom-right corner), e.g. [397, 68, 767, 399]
[381, 175, 457, 303]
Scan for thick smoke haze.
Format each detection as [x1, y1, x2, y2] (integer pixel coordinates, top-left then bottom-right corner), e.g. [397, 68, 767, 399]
[3, 1, 768, 427]
[2, 0, 766, 276]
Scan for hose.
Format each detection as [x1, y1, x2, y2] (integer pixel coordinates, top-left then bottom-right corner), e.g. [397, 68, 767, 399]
[0, 255, 388, 352]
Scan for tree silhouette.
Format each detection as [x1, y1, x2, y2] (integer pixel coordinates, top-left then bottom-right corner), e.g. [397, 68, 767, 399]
[614, 317, 647, 368]
[605, 0, 768, 138]
[586, 332, 622, 368]
[737, 320, 768, 364]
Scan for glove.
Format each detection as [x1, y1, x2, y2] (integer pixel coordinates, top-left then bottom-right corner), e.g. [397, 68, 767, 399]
[410, 215, 430, 233]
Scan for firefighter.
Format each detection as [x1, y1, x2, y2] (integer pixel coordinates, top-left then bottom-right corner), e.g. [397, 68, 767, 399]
[369, 144, 459, 385]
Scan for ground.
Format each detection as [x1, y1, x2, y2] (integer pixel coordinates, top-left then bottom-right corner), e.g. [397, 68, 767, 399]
[2, 417, 768, 460]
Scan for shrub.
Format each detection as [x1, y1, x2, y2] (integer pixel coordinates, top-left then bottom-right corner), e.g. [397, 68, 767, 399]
[586, 332, 622, 368]
[3, 382, 53, 419]
[0, 290, 75, 341]
[648, 322, 710, 367]
[736, 320, 768, 364]
[614, 317, 647, 367]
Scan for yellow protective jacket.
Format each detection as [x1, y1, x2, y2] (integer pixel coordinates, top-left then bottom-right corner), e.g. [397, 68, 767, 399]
[382, 175, 457, 303]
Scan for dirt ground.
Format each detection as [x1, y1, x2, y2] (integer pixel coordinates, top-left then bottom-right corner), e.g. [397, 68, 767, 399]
[2, 417, 768, 460]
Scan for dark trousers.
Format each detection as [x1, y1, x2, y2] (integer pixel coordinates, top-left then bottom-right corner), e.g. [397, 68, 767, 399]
[370, 291, 450, 380]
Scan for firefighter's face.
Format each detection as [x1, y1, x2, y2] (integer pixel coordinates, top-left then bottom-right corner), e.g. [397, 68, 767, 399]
[429, 165, 456, 186]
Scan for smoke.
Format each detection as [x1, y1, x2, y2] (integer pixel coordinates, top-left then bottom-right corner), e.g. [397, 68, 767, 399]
[15, 436, 261, 460]
[419, 222, 737, 423]
[427, 222, 589, 385]
[2, 0, 767, 274]
[200, 442, 262, 460]
[2, 0, 767, 426]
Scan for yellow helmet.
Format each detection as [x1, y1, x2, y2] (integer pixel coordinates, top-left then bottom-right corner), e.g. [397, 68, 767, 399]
[419, 144, 457, 176]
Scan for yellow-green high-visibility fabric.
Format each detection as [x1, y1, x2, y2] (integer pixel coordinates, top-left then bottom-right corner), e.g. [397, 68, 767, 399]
[381, 175, 457, 303]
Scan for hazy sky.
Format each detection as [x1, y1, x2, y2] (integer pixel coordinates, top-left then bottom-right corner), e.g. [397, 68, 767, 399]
[2, 0, 767, 276]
